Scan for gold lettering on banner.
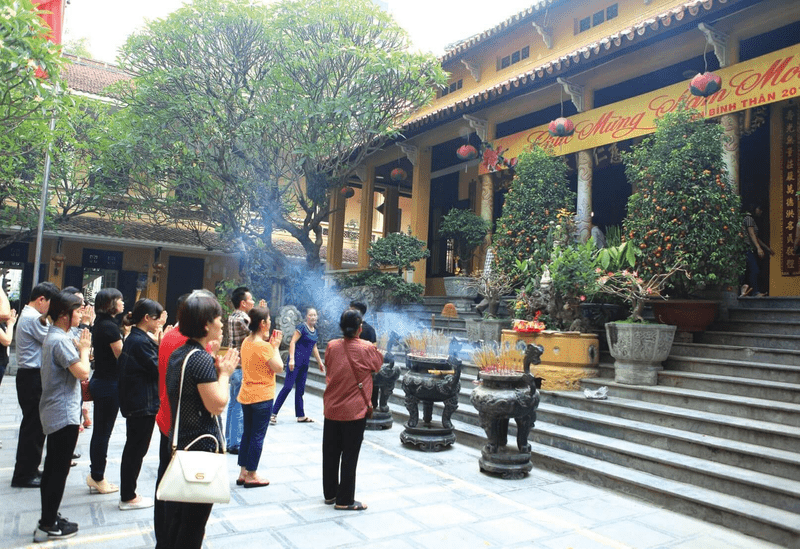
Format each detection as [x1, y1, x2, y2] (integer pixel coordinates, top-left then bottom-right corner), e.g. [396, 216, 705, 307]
[481, 43, 800, 174]
[782, 103, 800, 275]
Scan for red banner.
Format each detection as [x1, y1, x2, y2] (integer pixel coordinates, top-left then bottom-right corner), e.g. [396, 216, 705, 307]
[33, 0, 63, 44]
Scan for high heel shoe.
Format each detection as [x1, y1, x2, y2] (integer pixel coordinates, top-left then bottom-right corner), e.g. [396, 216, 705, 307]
[86, 475, 119, 494]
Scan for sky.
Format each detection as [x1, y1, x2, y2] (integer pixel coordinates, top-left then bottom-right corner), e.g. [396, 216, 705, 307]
[62, 0, 540, 63]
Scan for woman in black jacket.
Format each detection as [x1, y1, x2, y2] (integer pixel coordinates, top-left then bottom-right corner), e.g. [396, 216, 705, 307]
[117, 298, 166, 510]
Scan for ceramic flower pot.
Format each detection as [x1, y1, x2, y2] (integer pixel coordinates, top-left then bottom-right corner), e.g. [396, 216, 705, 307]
[605, 322, 677, 385]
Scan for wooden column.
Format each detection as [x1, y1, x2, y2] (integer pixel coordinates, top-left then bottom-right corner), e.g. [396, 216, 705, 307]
[409, 147, 431, 286]
[357, 166, 375, 269]
[382, 186, 400, 235]
[326, 188, 346, 270]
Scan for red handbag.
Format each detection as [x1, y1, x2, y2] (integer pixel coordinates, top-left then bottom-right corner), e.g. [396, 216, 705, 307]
[81, 379, 92, 402]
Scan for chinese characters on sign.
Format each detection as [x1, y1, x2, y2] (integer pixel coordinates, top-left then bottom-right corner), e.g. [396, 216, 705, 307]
[782, 104, 800, 276]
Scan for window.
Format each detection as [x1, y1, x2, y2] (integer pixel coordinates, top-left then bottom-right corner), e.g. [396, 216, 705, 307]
[440, 79, 463, 98]
[576, 3, 618, 34]
[497, 46, 530, 71]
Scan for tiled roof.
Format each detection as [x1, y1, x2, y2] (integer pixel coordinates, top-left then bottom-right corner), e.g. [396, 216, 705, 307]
[51, 217, 359, 264]
[407, 0, 728, 131]
[440, 1, 556, 63]
[63, 55, 133, 96]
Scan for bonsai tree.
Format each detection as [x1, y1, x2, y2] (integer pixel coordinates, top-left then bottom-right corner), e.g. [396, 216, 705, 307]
[438, 207, 489, 274]
[493, 145, 575, 282]
[337, 230, 429, 305]
[623, 105, 746, 296]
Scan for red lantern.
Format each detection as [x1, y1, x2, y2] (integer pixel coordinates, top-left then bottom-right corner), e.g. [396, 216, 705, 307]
[339, 186, 355, 198]
[390, 167, 407, 181]
[548, 117, 575, 137]
[456, 144, 478, 161]
[690, 72, 722, 97]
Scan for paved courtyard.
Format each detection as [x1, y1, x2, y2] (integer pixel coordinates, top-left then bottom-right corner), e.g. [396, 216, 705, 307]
[0, 377, 780, 549]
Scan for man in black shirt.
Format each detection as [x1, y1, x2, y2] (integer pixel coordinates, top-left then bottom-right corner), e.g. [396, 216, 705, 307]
[349, 301, 376, 344]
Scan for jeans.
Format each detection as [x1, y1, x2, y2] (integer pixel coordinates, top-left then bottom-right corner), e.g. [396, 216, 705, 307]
[239, 400, 272, 472]
[225, 368, 243, 449]
[40, 425, 79, 526]
[89, 377, 119, 481]
[272, 362, 308, 418]
[120, 415, 156, 501]
[13, 368, 45, 482]
[322, 417, 366, 506]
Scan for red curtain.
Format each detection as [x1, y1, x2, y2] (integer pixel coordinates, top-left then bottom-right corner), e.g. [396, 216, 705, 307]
[33, 0, 63, 44]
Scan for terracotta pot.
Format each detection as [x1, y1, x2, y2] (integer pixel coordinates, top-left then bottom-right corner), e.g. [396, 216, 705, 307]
[650, 299, 718, 333]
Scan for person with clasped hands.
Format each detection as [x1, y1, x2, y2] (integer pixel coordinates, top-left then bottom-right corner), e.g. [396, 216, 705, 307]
[34, 291, 91, 542]
[164, 290, 238, 548]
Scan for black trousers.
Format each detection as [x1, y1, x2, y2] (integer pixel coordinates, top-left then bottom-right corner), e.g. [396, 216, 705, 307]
[154, 432, 177, 549]
[322, 417, 366, 506]
[40, 425, 79, 526]
[14, 368, 45, 482]
[120, 415, 156, 502]
[89, 377, 119, 481]
[165, 502, 213, 549]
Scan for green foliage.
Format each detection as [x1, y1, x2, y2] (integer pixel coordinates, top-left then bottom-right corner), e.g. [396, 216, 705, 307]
[623, 105, 746, 295]
[438, 207, 489, 273]
[0, 0, 65, 182]
[368, 231, 429, 276]
[595, 240, 637, 272]
[1, 94, 126, 246]
[549, 240, 597, 306]
[493, 145, 575, 280]
[335, 269, 424, 305]
[113, 0, 447, 273]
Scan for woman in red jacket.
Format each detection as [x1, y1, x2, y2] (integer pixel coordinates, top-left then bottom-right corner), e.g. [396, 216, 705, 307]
[322, 309, 382, 511]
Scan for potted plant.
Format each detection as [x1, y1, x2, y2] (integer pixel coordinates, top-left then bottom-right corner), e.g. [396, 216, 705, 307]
[596, 259, 688, 385]
[438, 207, 490, 297]
[502, 211, 600, 391]
[465, 267, 516, 343]
[623, 104, 746, 332]
[493, 144, 575, 284]
[336, 230, 430, 306]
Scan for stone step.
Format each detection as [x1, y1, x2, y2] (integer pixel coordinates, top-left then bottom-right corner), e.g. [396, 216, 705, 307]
[580, 378, 800, 427]
[536, 401, 800, 482]
[668, 343, 800, 370]
[728, 307, 800, 323]
[540, 390, 800, 452]
[710, 320, 800, 336]
[532, 420, 800, 513]
[698, 331, 800, 351]
[528, 443, 800, 548]
[735, 296, 800, 310]
[656, 371, 800, 405]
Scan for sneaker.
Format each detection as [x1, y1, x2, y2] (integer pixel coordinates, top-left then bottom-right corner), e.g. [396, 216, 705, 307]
[33, 517, 78, 542]
[119, 496, 154, 510]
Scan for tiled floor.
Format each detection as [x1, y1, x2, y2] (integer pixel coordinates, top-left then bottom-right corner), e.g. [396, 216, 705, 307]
[0, 377, 782, 548]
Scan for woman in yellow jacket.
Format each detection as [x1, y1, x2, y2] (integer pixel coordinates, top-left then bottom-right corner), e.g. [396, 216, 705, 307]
[237, 306, 283, 488]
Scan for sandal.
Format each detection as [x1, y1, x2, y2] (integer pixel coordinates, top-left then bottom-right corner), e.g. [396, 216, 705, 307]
[270, 415, 277, 425]
[324, 497, 336, 505]
[297, 417, 313, 423]
[740, 284, 752, 297]
[335, 501, 367, 511]
[243, 477, 270, 488]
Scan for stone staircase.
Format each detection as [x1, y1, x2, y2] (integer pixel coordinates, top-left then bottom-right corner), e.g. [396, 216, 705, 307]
[293, 295, 800, 547]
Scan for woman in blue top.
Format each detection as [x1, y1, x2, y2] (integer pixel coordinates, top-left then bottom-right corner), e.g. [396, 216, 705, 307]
[271, 307, 324, 424]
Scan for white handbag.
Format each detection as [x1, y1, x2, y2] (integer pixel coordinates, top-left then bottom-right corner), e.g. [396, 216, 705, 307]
[156, 349, 231, 504]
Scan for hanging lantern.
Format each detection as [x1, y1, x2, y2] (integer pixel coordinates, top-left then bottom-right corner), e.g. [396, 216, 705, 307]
[390, 167, 407, 181]
[689, 72, 722, 97]
[548, 117, 575, 137]
[456, 144, 479, 161]
[339, 186, 355, 198]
